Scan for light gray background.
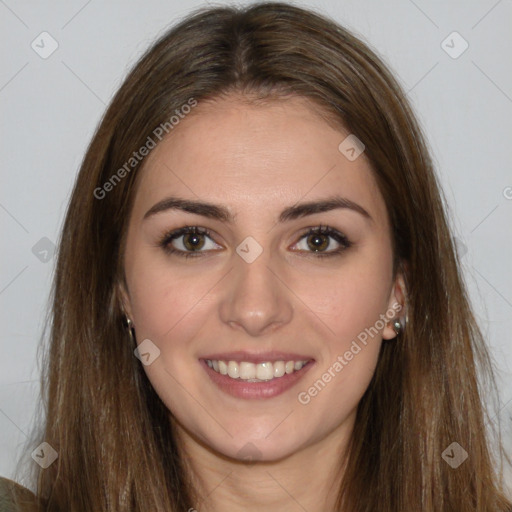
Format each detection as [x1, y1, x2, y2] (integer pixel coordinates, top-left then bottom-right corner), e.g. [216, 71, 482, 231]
[1, 0, 511, 486]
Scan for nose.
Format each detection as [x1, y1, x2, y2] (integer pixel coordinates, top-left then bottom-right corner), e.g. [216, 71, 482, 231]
[218, 248, 294, 337]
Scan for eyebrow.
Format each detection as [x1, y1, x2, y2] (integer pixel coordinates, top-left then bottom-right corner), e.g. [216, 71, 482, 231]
[143, 195, 373, 224]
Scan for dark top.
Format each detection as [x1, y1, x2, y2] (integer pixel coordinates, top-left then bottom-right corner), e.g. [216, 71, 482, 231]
[0, 477, 36, 511]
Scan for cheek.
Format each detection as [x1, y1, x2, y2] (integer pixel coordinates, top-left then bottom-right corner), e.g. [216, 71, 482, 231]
[295, 271, 389, 422]
[294, 248, 392, 403]
[296, 252, 393, 343]
[123, 254, 204, 372]
[127, 266, 211, 409]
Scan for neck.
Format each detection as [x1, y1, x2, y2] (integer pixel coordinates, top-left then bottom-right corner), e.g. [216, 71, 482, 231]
[174, 414, 354, 512]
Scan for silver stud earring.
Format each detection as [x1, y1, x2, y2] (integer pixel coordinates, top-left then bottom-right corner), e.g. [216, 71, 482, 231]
[124, 315, 136, 345]
[392, 312, 408, 336]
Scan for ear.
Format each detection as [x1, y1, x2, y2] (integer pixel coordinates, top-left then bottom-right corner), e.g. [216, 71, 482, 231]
[382, 269, 408, 341]
[116, 278, 134, 324]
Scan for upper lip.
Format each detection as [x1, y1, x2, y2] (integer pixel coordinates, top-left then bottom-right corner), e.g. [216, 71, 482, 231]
[199, 351, 315, 364]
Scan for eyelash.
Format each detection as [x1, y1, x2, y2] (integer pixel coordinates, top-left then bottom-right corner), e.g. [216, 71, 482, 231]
[158, 224, 353, 259]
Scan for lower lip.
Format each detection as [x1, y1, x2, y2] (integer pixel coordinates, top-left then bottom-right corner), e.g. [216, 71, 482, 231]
[200, 359, 315, 399]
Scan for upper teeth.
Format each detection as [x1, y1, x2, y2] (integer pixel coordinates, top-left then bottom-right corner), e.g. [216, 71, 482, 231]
[206, 359, 309, 381]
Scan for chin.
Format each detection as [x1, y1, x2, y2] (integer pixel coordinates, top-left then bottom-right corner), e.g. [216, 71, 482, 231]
[217, 437, 301, 464]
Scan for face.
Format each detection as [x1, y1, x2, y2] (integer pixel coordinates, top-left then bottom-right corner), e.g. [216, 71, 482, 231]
[120, 94, 405, 462]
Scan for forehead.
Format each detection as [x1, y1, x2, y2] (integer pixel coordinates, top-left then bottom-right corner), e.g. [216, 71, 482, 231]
[131, 95, 388, 228]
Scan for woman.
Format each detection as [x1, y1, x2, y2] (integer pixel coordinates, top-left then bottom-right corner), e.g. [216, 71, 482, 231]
[3, 2, 511, 510]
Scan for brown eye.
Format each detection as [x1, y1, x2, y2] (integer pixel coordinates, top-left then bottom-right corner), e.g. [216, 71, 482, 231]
[292, 225, 352, 258]
[182, 232, 206, 251]
[306, 233, 330, 252]
[159, 226, 220, 258]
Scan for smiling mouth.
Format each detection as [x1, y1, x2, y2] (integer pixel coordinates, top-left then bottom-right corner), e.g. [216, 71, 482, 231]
[204, 359, 312, 382]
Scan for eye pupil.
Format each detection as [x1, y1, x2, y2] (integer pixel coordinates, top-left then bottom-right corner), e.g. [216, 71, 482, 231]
[307, 234, 328, 252]
[184, 233, 205, 251]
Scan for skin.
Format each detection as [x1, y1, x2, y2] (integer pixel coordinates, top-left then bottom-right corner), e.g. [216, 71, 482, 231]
[120, 94, 406, 512]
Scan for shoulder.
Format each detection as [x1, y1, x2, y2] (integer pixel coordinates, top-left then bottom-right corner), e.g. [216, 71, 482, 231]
[0, 477, 36, 511]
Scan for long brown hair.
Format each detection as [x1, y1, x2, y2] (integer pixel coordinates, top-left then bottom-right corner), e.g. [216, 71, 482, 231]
[15, 2, 511, 510]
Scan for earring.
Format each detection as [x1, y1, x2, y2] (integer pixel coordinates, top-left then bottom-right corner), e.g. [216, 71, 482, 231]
[392, 312, 408, 336]
[124, 315, 136, 345]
